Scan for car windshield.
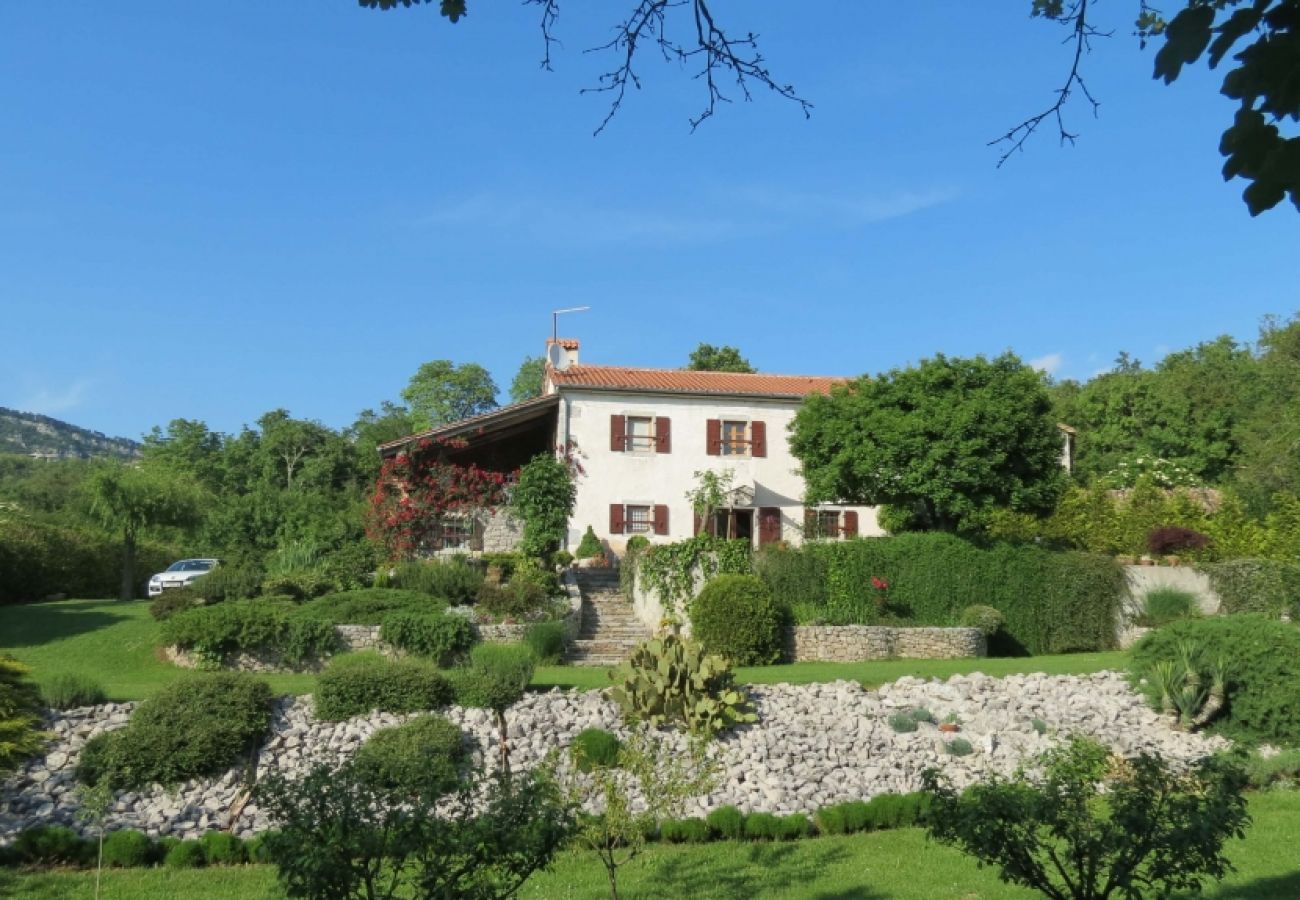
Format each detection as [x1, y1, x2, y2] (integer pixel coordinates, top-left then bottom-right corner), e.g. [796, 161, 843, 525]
[166, 560, 214, 573]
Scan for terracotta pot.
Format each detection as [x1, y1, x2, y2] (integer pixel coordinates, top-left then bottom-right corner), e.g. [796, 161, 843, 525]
[938, 723, 961, 733]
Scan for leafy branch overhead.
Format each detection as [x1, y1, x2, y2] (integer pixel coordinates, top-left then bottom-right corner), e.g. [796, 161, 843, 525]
[364, 0, 1298, 217]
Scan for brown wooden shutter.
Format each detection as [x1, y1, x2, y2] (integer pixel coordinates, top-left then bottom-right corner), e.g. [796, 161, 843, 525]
[750, 420, 767, 457]
[706, 418, 721, 456]
[758, 507, 782, 546]
[843, 510, 859, 537]
[693, 511, 704, 536]
[653, 504, 669, 535]
[610, 415, 626, 452]
[803, 508, 817, 537]
[655, 416, 671, 454]
[609, 504, 625, 534]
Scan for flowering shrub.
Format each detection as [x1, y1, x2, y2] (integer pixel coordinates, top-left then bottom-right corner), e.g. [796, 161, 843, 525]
[1100, 457, 1202, 490]
[366, 437, 513, 560]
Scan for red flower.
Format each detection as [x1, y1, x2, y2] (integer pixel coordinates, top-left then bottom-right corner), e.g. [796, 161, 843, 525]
[871, 576, 888, 591]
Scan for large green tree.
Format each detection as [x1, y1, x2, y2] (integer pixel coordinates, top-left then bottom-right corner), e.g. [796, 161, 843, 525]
[685, 343, 756, 374]
[509, 355, 546, 404]
[85, 463, 206, 599]
[363, 0, 1298, 216]
[401, 360, 499, 431]
[791, 353, 1067, 533]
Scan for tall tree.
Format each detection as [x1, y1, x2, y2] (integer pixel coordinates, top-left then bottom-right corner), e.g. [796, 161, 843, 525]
[791, 353, 1066, 533]
[685, 343, 755, 374]
[85, 462, 205, 599]
[400, 360, 499, 431]
[509, 356, 547, 404]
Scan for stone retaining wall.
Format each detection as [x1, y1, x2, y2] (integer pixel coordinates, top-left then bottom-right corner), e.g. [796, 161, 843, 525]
[784, 625, 986, 662]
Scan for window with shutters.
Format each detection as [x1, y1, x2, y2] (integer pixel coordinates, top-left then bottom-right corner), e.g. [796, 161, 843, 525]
[625, 416, 654, 451]
[814, 510, 841, 539]
[720, 420, 748, 456]
[625, 505, 653, 533]
[708, 418, 765, 457]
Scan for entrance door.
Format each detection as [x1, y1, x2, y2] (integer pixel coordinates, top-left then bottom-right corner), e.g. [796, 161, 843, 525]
[710, 508, 754, 544]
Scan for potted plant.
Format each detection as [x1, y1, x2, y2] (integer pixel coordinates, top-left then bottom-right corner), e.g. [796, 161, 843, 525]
[939, 713, 962, 734]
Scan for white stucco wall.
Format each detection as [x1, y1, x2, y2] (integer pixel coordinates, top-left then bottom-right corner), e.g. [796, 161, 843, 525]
[554, 389, 879, 556]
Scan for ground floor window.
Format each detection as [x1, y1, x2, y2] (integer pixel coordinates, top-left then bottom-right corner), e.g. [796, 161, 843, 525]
[625, 505, 653, 533]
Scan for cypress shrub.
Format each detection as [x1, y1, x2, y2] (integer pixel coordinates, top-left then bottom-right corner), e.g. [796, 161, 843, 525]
[1131, 616, 1300, 743]
[689, 574, 784, 665]
[102, 829, 153, 868]
[314, 653, 454, 721]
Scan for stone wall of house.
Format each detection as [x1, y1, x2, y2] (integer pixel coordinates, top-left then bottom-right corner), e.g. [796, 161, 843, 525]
[784, 626, 986, 663]
[481, 509, 524, 553]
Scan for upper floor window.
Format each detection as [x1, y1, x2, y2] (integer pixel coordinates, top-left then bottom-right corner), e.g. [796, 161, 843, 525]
[611, 415, 671, 453]
[706, 419, 767, 458]
[626, 416, 655, 452]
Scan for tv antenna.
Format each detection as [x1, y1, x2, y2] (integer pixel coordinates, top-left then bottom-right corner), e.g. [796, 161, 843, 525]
[551, 305, 590, 343]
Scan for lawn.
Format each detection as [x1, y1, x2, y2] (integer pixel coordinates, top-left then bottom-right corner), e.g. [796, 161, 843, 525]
[1, 599, 1127, 701]
[7, 792, 1300, 899]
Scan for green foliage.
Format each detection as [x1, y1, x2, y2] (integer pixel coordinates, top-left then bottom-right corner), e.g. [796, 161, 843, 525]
[41, 672, 106, 709]
[260, 571, 333, 601]
[659, 817, 711, 843]
[198, 831, 246, 865]
[609, 633, 757, 738]
[475, 565, 556, 620]
[945, 737, 974, 756]
[0, 518, 179, 603]
[524, 620, 567, 664]
[619, 534, 651, 599]
[0, 655, 45, 775]
[685, 343, 755, 373]
[636, 535, 753, 613]
[705, 805, 745, 840]
[400, 359, 499, 431]
[392, 557, 483, 604]
[160, 600, 340, 667]
[888, 712, 919, 733]
[959, 604, 1004, 637]
[924, 736, 1250, 900]
[379, 609, 475, 666]
[570, 727, 621, 773]
[784, 534, 1122, 654]
[149, 586, 201, 621]
[163, 840, 206, 869]
[752, 543, 826, 622]
[1131, 616, 1300, 743]
[451, 642, 535, 714]
[553, 549, 573, 569]
[689, 573, 783, 665]
[1140, 587, 1197, 626]
[742, 812, 782, 841]
[1204, 558, 1300, 617]
[792, 353, 1066, 534]
[352, 714, 467, 797]
[11, 826, 92, 866]
[313, 653, 454, 721]
[509, 355, 546, 403]
[257, 760, 573, 900]
[102, 829, 153, 868]
[574, 526, 603, 560]
[512, 454, 577, 559]
[303, 588, 440, 625]
[75, 673, 272, 790]
[1245, 747, 1300, 790]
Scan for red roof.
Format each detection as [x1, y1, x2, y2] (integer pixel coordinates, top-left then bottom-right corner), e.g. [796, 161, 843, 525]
[547, 364, 850, 398]
[551, 338, 580, 350]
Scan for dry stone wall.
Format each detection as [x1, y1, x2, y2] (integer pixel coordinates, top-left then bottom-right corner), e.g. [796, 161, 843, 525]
[784, 626, 985, 662]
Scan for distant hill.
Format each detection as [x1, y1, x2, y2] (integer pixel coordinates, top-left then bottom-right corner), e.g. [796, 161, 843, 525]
[0, 407, 139, 460]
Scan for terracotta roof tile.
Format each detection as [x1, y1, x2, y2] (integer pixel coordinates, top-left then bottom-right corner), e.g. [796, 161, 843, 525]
[548, 364, 850, 398]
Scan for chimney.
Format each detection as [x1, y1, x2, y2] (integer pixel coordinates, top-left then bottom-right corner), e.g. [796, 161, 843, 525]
[546, 337, 580, 370]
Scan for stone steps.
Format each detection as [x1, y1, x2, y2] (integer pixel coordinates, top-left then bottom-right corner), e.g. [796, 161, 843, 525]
[564, 569, 649, 665]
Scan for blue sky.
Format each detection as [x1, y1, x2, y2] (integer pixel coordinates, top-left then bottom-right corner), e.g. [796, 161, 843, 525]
[1, 2, 1295, 441]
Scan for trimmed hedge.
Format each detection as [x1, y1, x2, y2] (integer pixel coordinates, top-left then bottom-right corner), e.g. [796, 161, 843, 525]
[451, 643, 535, 714]
[160, 600, 339, 666]
[75, 673, 273, 790]
[689, 574, 784, 666]
[353, 714, 466, 797]
[313, 653, 454, 721]
[1203, 559, 1300, 618]
[0, 518, 178, 603]
[392, 558, 483, 605]
[379, 610, 475, 666]
[766, 534, 1123, 655]
[102, 829, 153, 868]
[300, 589, 441, 625]
[1130, 616, 1300, 743]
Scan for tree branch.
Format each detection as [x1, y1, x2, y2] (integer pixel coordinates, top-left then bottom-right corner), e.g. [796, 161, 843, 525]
[991, 0, 1108, 166]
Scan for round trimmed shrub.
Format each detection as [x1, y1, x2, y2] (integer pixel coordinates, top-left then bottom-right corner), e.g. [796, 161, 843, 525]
[659, 817, 710, 844]
[705, 805, 745, 840]
[959, 605, 1004, 637]
[524, 621, 567, 665]
[164, 840, 206, 869]
[102, 829, 153, 868]
[570, 727, 621, 773]
[451, 643, 535, 714]
[42, 673, 107, 710]
[777, 813, 812, 840]
[742, 812, 782, 841]
[575, 526, 603, 560]
[314, 653, 454, 721]
[689, 574, 784, 666]
[199, 831, 246, 865]
[1131, 616, 1300, 743]
[353, 714, 466, 797]
[12, 825, 92, 866]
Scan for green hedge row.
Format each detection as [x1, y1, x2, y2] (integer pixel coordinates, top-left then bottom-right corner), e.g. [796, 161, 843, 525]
[0, 519, 180, 603]
[1202, 559, 1300, 618]
[650, 792, 931, 844]
[758, 533, 1124, 655]
[0, 825, 275, 869]
[159, 600, 339, 667]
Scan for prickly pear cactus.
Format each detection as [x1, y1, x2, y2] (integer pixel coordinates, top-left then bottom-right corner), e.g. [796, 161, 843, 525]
[608, 633, 758, 738]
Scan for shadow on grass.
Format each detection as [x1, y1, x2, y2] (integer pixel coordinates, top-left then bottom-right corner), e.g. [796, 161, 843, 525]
[1205, 871, 1300, 899]
[0, 601, 128, 649]
[639, 842, 889, 900]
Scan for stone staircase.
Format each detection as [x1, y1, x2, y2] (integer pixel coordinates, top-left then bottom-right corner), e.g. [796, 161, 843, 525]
[564, 568, 651, 667]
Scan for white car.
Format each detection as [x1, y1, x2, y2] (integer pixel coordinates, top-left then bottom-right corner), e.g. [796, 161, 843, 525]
[147, 559, 220, 597]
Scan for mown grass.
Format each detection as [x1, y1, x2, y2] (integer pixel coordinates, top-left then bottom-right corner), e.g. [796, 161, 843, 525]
[1, 599, 1126, 702]
[8, 792, 1300, 899]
